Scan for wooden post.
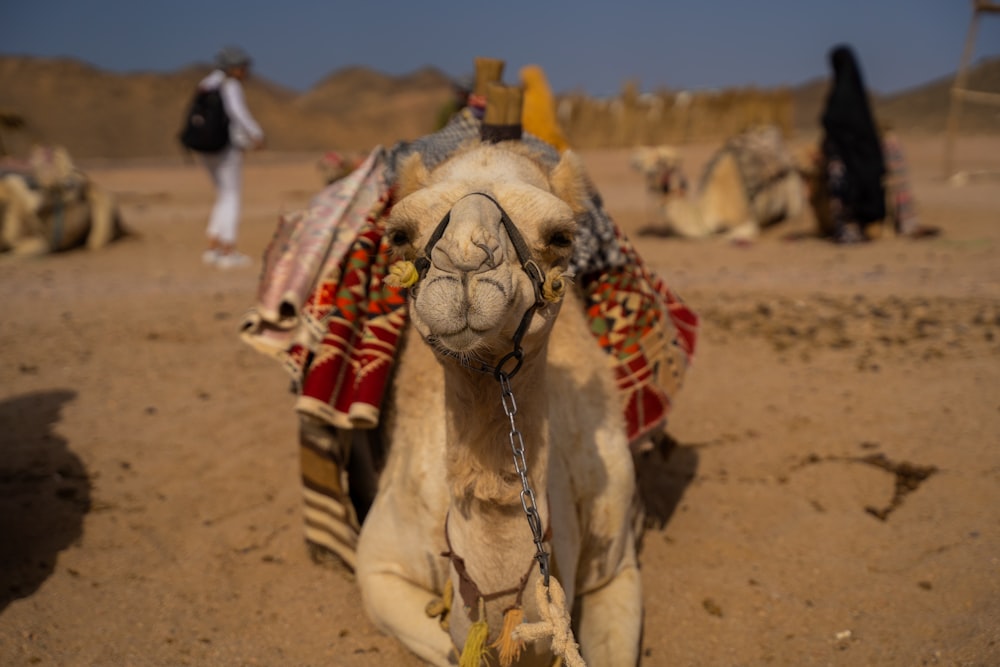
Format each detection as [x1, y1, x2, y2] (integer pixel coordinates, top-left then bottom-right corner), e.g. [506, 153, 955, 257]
[943, 0, 1000, 179]
[482, 83, 524, 143]
[473, 58, 505, 101]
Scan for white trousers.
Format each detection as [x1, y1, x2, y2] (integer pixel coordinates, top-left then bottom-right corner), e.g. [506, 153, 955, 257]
[201, 146, 243, 245]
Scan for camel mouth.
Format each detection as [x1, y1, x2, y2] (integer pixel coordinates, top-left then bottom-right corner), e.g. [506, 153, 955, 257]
[414, 269, 515, 344]
[429, 330, 479, 355]
[425, 332, 495, 360]
[419, 305, 505, 354]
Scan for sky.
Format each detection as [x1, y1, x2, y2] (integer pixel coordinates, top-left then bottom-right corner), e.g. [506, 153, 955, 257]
[2, 1, 999, 97]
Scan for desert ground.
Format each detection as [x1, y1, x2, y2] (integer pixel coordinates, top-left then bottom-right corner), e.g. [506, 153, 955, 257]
[1, 134, 998, 666]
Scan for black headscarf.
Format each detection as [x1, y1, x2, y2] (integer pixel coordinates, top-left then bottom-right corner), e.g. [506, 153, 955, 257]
[821, 44, 886, 224]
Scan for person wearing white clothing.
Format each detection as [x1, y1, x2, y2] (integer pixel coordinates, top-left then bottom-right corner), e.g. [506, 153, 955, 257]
[198, 46, 264, 269]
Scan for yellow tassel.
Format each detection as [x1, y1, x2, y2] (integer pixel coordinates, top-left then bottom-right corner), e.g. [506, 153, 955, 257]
[459, 599, 490, 667]
[542, 267, 570, 303]
[386, 260, 419, 288]
[491, 606, 526, 667]
[425, 578, 454, 632]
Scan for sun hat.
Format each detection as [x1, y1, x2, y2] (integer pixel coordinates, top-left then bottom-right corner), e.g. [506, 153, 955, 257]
[216, 46, 252, 70]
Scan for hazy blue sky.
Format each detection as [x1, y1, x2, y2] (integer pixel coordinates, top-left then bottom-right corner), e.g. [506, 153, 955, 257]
[2, 1, 999, 96]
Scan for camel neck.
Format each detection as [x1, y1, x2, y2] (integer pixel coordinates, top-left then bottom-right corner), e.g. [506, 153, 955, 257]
[441, 352, 550, 507]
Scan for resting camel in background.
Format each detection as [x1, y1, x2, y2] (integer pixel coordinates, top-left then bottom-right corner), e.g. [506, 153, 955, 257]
[355, 140, 642, 667]
[630, 144, 685, 196]
[1, 145, 123, 257]
[636, 124, 808, 241]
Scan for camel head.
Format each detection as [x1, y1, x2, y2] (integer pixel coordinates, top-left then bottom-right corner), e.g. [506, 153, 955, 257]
[630, 144, 687, 196]
[386, 141, 588, 367]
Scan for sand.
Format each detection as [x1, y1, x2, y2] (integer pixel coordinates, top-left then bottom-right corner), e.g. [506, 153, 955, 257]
[1, 134, 998, 666]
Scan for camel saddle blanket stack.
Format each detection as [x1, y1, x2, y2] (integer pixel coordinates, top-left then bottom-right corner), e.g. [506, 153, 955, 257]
[703, 123, 798, 202]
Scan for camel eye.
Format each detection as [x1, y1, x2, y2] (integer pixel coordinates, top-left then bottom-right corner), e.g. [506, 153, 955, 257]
[547, 229, 573, 248]
[387, 226, 412, 248]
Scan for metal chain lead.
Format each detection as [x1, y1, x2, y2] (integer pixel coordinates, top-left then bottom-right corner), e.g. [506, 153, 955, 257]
[499, 371, 551, 587]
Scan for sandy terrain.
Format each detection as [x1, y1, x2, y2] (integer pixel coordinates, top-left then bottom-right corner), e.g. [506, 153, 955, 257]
[1, 134, 998, 666]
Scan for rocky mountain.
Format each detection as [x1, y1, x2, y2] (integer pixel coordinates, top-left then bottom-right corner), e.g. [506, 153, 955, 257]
[0, 56, 454, 160]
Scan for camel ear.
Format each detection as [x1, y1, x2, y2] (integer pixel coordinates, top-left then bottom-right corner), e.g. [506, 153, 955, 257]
[396, 152, 431, 200]
[549, 149, 589, 213]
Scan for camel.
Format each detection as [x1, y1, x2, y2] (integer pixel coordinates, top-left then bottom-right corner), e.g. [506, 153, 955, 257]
[520, 64, 569, 152]
[355, 139, 642, 667]
[643, 125, 807, 241]
[1, 145, 123, 256]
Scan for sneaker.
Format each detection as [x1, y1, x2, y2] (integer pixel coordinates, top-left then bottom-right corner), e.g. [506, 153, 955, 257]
[216, 251, 252, 269]
[201, 249, 220, 265]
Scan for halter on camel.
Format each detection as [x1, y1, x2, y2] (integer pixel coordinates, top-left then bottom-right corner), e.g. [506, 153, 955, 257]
[393, 190, 567, 381]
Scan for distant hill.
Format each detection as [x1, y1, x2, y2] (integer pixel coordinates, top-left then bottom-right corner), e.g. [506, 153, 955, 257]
[293, 65, 454, 147]
[790, 77, 829, 135]
[877, 56, 1000, 134]
[0, 54, 996, 160]
[0, 56, 454, 160]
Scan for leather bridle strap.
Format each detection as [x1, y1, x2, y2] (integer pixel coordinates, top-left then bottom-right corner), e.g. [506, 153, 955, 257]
[414, 192, 545, 304]
[414, 192, 547, 380]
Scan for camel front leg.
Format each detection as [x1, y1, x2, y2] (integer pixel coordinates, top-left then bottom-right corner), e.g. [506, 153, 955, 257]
[573, 562, 643, 667]
[359, 570, 456, 667]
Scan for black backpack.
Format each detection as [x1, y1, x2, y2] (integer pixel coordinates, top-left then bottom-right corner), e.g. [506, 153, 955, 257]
[179, 88, 230, 153]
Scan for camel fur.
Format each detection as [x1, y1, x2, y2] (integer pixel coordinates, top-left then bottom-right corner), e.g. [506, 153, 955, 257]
[647, 125, 807, 241]
[355, 140, 642, 667]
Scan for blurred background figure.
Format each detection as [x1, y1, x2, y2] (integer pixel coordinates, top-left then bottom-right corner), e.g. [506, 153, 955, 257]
[190, 46, 265, 269]
[817, 44, 886, 244]
[520, 64, 570, 152]
[880, 121, 937, 238]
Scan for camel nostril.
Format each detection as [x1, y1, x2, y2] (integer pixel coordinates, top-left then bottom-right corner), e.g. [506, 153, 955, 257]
[431, 240, 500, 275]
[474, 241, 498, 269]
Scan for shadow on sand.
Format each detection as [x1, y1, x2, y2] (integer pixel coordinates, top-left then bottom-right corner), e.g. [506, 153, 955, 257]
[634, 432, 699, 538]
[0, 389, 90, 613]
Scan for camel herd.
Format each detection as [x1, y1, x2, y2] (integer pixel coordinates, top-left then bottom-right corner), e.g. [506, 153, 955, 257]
[4, 59, 921, 666]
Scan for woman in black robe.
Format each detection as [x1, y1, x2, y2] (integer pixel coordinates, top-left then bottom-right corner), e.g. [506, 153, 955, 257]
[820, 44, 886, 243]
